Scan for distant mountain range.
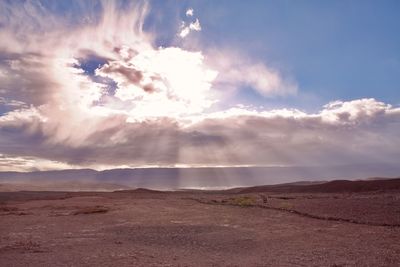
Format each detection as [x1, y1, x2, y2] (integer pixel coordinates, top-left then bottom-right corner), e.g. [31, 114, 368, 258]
[0, 163, 399, 191]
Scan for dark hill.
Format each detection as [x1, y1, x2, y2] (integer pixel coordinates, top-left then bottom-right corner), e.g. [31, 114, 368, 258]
[235, 178, 400, 194]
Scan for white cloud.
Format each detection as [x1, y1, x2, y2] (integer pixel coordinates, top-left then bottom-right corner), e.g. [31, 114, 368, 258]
[97, 47, 217, 119]
[178, 15, 201, 38]
[0, 2, 398, 172]
[319, 98, 392, 124]
[0, 97, 27, 108]
[189, 19, 202, 31]
[179, 26, 191, 38]
[206, 50, 297, 96]
[0, 154, 75, 172]
[186, 8, 194, 17]
[0, 1, 217, 145]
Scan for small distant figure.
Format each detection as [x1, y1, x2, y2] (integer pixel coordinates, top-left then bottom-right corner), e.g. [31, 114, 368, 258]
[260, 194, 268, 204]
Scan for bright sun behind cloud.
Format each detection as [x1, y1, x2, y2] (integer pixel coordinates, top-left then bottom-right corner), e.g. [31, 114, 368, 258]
[98, 47, 218, 119]
[0, 0, 399, 171]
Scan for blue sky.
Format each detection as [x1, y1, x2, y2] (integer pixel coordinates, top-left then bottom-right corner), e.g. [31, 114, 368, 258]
[146, 0, 400, 110]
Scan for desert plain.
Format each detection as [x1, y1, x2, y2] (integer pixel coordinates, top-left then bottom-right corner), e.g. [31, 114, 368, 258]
[1, 179, 400, 267]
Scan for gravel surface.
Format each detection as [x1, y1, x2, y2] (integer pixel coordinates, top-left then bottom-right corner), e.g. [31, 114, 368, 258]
[1, 191, 400, 266]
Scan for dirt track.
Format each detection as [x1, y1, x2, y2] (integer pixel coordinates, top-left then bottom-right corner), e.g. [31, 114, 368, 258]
[1, 190, 400, 266]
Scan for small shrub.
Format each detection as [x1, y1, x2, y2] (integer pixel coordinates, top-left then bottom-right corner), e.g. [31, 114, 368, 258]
[232, 196, 256, 207]
[278, 201, 293, 210]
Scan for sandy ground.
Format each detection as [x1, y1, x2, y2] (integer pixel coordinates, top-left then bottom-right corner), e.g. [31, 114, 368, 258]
[1, 190, 400, 267]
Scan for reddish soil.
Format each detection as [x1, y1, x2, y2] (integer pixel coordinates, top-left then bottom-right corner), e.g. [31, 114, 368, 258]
[0, 182, 400, 266]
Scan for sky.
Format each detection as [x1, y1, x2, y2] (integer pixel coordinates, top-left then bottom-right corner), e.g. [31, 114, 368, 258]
[0, 0, 399, 172]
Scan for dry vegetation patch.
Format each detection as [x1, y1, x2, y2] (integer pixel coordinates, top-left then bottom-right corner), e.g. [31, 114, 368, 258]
[72, 206, 109, 215]
[0, 240, 46, 254]
[230, 196, 257, 206]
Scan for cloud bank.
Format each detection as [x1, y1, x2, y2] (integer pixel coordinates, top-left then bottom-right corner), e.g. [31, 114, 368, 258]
[1, 97, 399, 171]
[0, 1, 399, 171]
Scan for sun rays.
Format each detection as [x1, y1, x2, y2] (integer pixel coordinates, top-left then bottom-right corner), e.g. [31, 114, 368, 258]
[0, 1, 399, 176]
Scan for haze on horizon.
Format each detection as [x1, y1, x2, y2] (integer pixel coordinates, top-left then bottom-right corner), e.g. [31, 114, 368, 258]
[0, 0, 399, 183]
